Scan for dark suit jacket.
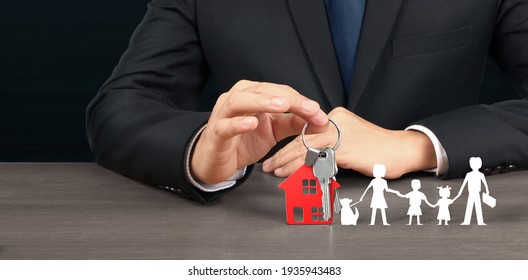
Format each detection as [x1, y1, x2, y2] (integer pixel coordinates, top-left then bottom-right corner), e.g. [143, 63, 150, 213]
[86, 0, 528, 203]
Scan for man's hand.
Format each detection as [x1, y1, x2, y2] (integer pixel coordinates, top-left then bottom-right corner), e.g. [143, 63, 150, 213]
[262, 107, 437, 179]
[191, 80, 328, 184]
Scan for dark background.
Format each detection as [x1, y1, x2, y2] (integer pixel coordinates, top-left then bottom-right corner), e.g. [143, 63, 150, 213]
[0, 0, 520, 162]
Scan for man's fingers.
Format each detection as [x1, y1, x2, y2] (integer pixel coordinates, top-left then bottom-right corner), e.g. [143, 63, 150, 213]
[214, 91, 291, 118]
[244, 82, 328, 126]
[192, 115, 259, 184]
[229, 79, 259, 91]
[262, 135, 312, 173]
[268, 113, 329, 143]
[217, 81, 328, 127]
[262, 126, 339, 174]
[203, 116, 259, 155]
[272, 156, 305, 178]
[212, 116, 258, 140]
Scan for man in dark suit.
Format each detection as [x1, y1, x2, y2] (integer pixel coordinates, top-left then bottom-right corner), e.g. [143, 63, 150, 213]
[86, 0, 528, 203]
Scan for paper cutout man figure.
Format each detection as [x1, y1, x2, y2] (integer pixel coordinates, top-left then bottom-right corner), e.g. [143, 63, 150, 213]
[359, 164, 401, 226]
[454, 157, 491, 225]
[339, 198, 359, 225]
[398, 179, 434, 225]
[433, 186, 455, 225]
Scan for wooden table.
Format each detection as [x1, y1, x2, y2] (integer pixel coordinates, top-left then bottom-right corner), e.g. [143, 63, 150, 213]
[0, 163, 526, 259]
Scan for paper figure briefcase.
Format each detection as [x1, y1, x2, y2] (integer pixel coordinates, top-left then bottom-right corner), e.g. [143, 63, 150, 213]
[482, 192, 496, 208]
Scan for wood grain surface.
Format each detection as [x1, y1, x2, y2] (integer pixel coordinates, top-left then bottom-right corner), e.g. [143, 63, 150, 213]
[0, 163, 526, 259]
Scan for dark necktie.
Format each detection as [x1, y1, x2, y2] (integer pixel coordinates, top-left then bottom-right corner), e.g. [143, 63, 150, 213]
[325, 0, 366, 96]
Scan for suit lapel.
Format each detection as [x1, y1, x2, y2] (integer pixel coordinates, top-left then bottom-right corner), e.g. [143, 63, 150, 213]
[348, 0, 403, 109]
[287, 0, 345, 109]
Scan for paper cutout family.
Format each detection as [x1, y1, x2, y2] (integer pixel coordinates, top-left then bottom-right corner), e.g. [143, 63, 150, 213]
[278, 122, 495, 226]
[340, 158, 495, 226]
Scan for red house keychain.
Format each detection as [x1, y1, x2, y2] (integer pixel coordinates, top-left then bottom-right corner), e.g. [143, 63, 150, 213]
[278, 119, 342, 225]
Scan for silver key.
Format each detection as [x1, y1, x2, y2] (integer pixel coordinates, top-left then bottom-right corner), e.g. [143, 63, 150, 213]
[313, 147, 338, 221]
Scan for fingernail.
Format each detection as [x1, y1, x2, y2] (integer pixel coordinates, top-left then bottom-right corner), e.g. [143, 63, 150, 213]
[271, 97, 286, 107]
[301, 100, 318, 112]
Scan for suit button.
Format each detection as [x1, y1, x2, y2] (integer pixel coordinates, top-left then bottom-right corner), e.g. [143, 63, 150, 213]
[490, 165, 504, 175]
[504, 164, 517, 173]
[482, 168, 492, 175]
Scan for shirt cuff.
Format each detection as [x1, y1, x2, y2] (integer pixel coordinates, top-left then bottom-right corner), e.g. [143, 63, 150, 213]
[406, 125, 449, 176]
[184, 124, 247, 192]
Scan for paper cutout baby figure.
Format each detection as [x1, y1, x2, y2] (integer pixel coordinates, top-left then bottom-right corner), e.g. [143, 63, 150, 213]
[454, 157, 492, 225]
[398, 179, 434, 225]
[339, 198, 359, 225]
[359, 164, 401, 226]
[433, 186, 455, 225]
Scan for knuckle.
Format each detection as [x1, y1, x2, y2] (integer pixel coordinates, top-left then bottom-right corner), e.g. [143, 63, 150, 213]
[280, 84, 296, 94]
[331, 106, 346, 114]
[234, 79, 251, 89]
[289, 138, 305, 157]
[295, 140, 306, 155]
[272, 149, 282, 163]
[226, 92, 237, 104]
[217, 92, 229, 104]
[287, 158, 301, 173]
[212, 122, 224, 138]
[224, 91, 241, 108]
[251, 82, 267, 94]
[330, 106, 347, 118]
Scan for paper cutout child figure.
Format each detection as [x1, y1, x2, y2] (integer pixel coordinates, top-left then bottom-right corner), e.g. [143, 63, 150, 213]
[454, 157, 491, 225]
[398, 179, 434, 225]
[433, 186, 455, 225]
[359, 164, 401, 226]
[339, 198, 359, 225]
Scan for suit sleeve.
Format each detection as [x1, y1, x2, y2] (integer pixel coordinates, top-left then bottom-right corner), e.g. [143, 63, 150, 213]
[414, 0, 528, 178]
[86, 0, 247, 203]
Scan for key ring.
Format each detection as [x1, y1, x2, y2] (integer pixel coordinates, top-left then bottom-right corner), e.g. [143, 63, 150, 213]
[301, 118, 341, 151]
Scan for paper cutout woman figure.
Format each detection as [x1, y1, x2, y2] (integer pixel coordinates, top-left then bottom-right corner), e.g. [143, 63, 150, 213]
[398, 179, 434, 225]
[339, 198, 359, 225]
[454, 157, 490, 225]
[359, 164, 401, 225]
